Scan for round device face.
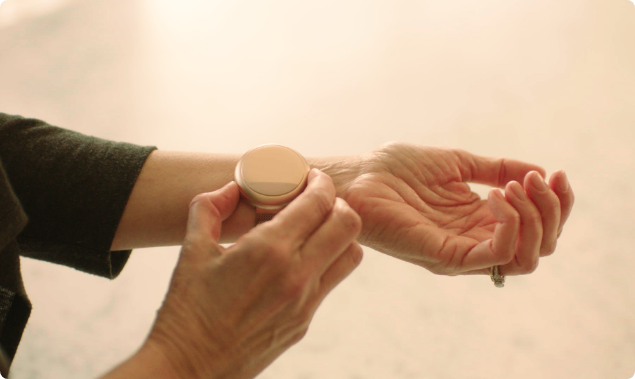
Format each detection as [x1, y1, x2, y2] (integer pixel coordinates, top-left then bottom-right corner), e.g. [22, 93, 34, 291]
[235, 144, 310, 208]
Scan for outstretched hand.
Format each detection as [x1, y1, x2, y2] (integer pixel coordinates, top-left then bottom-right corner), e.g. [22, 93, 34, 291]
[337, 142, 574, 277]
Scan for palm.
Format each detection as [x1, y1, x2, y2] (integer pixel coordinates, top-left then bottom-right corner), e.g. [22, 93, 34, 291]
[341, 142, 544, 276]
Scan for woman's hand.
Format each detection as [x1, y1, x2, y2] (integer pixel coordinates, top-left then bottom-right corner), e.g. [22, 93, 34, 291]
[143, 168, 363, 379]
[329, 142, 574, 277]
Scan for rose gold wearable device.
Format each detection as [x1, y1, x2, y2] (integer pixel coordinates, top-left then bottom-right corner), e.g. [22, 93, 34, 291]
[234, 144, 311, 225]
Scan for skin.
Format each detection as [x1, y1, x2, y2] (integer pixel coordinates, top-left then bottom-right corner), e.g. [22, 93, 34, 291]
[110, 144, 574, 278]
[101, 168, 363, 378]
[332, 142, 574, 277]
[101, 142, 574, 378]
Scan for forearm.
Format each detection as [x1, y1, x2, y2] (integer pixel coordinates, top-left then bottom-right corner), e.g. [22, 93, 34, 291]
[110, 150, 359, 251]
[110, 150, 246, 250]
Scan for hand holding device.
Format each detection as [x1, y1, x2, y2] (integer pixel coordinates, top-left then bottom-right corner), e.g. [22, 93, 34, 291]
[234, 144, 311, 225]
[145, 167, 363, 378]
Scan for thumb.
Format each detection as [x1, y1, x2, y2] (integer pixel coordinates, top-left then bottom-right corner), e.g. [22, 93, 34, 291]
[183, 181, 240, 259]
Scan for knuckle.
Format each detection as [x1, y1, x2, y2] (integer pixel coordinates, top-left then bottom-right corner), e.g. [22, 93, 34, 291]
[289, 327, 309, 346]
[549, 195, 561, 211]
[296, 307, 314, 326]
[379, 141, 400, 151]
[181, 236, 207, 254]
[265, 243, 293, 267]
[298, 327, 309, 340]
[526, 259, 539, 274]
[335, 199, 362, 233]
[449, 147, 465, 156]
[449, 148, 470, 168]
[310, 188, 334, 217]
[509, 212, 521, 227]
[497, 243, 515, 263]
[261, 230, 290, 250]
[352, 242, 363, 260]
[503, 250, 516, 263]
[525, 212, 543, 228]
[188, 193, 207, 209]
[283, 282, 303, 302]
[234, 237, 275, 267]
[321, 172, 334, 186]
[281, 273, 307, 301]
[188, 193, 222, 219]
[247, 236, 292, 267]
[427, 264, 442, 276]
[346, 243, 363, 267]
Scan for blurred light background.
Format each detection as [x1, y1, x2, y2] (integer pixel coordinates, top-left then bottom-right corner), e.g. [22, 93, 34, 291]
[1, 0, 634, 378]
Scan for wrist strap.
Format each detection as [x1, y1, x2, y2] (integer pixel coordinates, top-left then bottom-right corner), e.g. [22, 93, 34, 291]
[255, 208, 277, 225]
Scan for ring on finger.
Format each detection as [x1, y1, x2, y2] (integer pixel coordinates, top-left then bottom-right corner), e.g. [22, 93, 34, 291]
[490, 266, 505, 288]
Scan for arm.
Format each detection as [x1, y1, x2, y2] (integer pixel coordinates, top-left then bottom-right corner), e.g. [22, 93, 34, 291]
[109, 150, 359, 251]
[103, 170, 361, 379]
[99, 340, 182, 379]
[0, 345, 9, 378]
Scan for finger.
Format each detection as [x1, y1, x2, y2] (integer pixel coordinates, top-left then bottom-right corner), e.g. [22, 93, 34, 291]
[453, 149, 547, 189]
[549, 170, 574, 237]
[317, 241, 363, 300]
[459, 189, 520, 272]
[502, 181, 543, 273]
[184, 181, 240, 260]
[300, 197, 362, 277]
[273, 168, 336, 250]
[525, 171, 561, 256]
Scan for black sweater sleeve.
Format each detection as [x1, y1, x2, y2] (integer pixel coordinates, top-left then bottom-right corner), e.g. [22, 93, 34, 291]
[0, 112, 157, 279]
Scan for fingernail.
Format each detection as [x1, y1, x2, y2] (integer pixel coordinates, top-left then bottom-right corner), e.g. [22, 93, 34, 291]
[492, 189, 504, 200]
[557, 171, 569, 192]
[530, 171, 547, 192]
[510, 181, 526, 199]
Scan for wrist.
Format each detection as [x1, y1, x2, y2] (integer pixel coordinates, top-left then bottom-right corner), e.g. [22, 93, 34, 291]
[143, 330, 238, 379]
[219, 154, 363, 244]
[306, 155, 362, 199]
[99, 340, 183, 379]
[138, 340, 187, 379]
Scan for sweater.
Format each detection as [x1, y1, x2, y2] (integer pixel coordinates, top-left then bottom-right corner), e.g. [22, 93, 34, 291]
[0, 112, 157, 375]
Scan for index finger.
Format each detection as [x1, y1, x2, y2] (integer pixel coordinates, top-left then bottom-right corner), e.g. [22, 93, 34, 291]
[453, 149, 547, 189]
[272, 168, 336, 249]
